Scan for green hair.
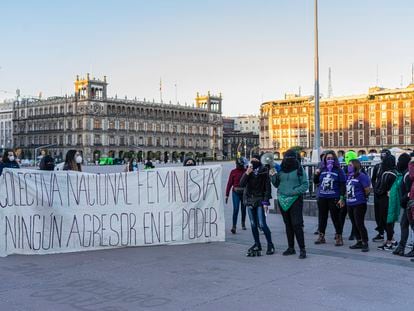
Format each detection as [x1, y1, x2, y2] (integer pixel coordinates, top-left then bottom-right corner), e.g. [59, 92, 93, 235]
[345, 151, 358, 165]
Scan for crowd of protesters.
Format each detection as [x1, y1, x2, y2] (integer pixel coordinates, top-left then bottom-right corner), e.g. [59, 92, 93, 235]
[225, 148, 414, 263]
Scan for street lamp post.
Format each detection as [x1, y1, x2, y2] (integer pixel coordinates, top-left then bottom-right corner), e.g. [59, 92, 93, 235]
[244, 138, 247, 158]
[312, 0, 321, 163]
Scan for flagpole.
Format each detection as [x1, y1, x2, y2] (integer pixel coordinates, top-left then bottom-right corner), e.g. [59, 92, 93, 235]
[159, 78, 163, 103]
[312, 0, 321, 162]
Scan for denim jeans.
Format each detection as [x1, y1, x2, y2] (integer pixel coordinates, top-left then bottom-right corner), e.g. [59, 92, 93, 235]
[247, 205, 272, 246]
[232, 191, 246, 227]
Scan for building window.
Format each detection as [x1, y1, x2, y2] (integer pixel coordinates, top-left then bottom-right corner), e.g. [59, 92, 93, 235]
[404, 127, 411, 135]
[392, 128, 399, 135]
[94, 119, 101, 129]
[392, 136, 399, 145]
[369, 137, 376, 145]
[404, 136, 411, 145]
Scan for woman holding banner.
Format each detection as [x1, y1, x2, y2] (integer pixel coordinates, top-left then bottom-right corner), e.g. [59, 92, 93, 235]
[0, 149, 20, 176]
[63, 150, 83, 172]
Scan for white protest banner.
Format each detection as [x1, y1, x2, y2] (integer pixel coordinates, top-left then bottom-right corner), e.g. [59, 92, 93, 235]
[0, 165, 224, 257]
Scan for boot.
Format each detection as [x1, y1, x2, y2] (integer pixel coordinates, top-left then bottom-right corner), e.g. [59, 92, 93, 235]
[335, 234, 344, 246]
[282, 248, 296, 256]
[230, 227, 236, 234]
[266, 243, 275, 255]
[314, 233, 326, 244]
[392, 244, 405, 256]
[404, 248, 414, 257]
[349, 241, 363, 249]
[361, 242, 369, 252]
[348, 233, 355, 241]
[299, 249, 307, 259]
[241, 222, 247, 230]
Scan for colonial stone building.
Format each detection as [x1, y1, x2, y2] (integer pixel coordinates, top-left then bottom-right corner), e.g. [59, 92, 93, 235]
[0, 100, 13, 153]
[260, 85, 414, 158]
[13, 74, 223, 162]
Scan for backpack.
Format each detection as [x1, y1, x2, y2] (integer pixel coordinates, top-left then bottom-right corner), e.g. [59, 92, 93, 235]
[387, 170, 403, 223]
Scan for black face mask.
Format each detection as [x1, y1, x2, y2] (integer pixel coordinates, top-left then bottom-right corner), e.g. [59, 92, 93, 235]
[252, 161, 261, 170]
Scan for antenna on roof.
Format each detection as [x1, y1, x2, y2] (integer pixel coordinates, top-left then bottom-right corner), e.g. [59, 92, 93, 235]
[328, 67, 333, 98]
[298, 86, 302, 96]
[376, 64, 379, 86]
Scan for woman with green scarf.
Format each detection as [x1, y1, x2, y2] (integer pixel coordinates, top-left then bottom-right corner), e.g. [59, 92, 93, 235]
[271, 149, 309, 259]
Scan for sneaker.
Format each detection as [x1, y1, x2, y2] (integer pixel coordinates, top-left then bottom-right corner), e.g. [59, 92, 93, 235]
[230, 227, 236, 234]
[404, 249, 414, 258]
[299, 249, 307, 259]
[372, 234, 384, 242]
[350, 241, 363, 249]
[377, 242, 394, 251]
[361, 242, 369, 252]
[314, 230, 319, 235]
[241, 224, 247, 230]
[315, 233, 326, 245]
[282, 248, 296, 256]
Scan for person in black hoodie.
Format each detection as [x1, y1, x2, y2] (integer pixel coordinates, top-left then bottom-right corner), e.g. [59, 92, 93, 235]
[371, 149, 392, 242]
[393, 153, 412, 256]
[240, 154, 274, 256]
[375, 154, 397, 251]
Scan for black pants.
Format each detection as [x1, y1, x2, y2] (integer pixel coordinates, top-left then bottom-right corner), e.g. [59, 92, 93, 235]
[280, 196, 305, 250]
[377, 194, 394, 241]
[399, 208, 414, 247]
[374, 194, 384, 235]
[317, 197, 342, 235]
[348, 204, 368, 243]
[340, 204, 357, 237]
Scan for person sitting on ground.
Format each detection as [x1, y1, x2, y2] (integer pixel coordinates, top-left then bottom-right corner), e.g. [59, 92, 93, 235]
[63, 150, 82, 172]
[0, 149, 20, 176]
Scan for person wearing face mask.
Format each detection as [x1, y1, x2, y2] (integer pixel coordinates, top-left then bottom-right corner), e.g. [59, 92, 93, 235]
[271, 149, 308, 259]
[225, 158, 247, 234]
[313, 150, 346, 246]
[375, 154, 398, 251]
[240, 154, 274, 256]
[0, 149, 20, 176]
[346, 159, 371, 252]
[371, 148, 392, 242]
[63, 150, 83, 172]
[127, 158, 139, 172]
[341, 151, 359, 241]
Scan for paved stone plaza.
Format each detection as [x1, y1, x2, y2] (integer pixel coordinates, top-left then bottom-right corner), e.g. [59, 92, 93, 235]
[0, 162, 413, 311]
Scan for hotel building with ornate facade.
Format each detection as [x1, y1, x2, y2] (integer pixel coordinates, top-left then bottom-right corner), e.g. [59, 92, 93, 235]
[260, 84, 414, 158]
[12, 74, 223, 162]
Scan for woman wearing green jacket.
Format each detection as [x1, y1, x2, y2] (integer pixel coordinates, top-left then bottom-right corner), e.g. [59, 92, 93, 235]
[271, 149, 309, 259]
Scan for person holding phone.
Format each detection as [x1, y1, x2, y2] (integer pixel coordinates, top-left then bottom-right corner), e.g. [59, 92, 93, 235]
[240, 154, 274, 257]
[313, 150, 346, 246]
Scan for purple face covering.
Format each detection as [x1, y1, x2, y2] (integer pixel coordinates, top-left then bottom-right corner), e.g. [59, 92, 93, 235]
[348, 164, 355, 175]
[326, 159, 334, 171]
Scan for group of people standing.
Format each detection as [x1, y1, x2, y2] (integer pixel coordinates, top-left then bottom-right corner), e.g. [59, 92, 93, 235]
[225, 148, 414, 263]
[226, 150, 308, 259]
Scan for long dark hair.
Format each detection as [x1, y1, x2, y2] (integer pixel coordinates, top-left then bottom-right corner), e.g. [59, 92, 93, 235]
[2, 149, 15, 164]
[350, 159, 362, 177]
[323, 150, 341, 170]
[65, 149, 81, 171]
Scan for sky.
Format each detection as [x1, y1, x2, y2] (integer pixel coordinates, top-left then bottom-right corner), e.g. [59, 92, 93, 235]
[0, 0, 414, 116]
